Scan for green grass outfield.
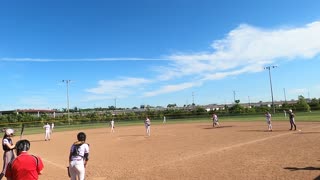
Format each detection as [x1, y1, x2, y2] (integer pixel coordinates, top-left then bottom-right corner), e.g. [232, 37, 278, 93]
[9, 110, 320, 136]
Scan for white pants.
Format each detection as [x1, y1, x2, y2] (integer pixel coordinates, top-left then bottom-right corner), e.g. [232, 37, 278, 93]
[69, 160, 85, 180]
[145, 125, 150, 136]
[266, 120, 272, 130]
[45, 131, 51, 140]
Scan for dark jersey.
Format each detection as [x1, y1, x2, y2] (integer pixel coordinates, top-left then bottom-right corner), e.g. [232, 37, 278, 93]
[2, 137, 13, 151]
[289, 112, 295, 120]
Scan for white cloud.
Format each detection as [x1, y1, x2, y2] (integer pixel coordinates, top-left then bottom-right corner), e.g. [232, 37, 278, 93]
[4, 21, 320, 102]
[82, 95, 117, 102]
[143, 81, 203, 97]
[165, 21, 320, 81]
[85, 20, 320, 100]
[86, 77, 152, 96]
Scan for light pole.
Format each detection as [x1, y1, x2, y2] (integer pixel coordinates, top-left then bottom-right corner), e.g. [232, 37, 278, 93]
[283, 88, 287, 103]
[264, 66, 277, 114]
[62, 80, 71, 125]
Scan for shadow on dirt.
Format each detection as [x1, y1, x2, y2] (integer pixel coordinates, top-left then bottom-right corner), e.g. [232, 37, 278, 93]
[238, 129, 288, 132]
[284, 166, 320, 180]
[314, 176, 320, 180]
[293, 132, 320, 135]
[29, 139, 48, 142]
[284, 166, 320, 171]
[203, 126, 233, 129]
[284, 166, 320, 179]
[118, 134, 145, 137]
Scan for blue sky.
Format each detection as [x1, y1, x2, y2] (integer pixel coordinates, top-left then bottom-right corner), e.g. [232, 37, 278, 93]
[1, 0, 320, 110]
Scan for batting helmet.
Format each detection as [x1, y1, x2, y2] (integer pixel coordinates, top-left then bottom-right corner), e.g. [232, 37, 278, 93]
[15, 139, 31, 153]
[77, 132, 86, 141]
[5, 128, 14, 136]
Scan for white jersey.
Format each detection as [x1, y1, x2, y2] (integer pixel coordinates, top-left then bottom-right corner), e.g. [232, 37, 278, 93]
[70, 143, 90, 161]
[265, 113, 271, 121]
[43, 124, 51, 132]
[2, 138, 11, 146]
[213, 114, 218, 122]
[145, 118, 151, 126]
[111, 120, 114, 127]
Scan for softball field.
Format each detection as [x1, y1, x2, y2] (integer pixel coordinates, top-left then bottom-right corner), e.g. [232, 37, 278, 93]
[2, 121, 320, 180]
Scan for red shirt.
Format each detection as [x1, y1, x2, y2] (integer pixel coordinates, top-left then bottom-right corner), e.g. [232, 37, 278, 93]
[6, 152, 44, 180]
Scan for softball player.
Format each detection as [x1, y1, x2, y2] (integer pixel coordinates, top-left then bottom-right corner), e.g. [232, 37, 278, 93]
[68, 132, 89, 180]
[145, 117, 151, 136]
[163, 116, 166, 123]
[51, 122, 54, 134]
[288, 109, 297, 130]
[0, 129, 15, 179]
[212, 113, 220, 127]
[265, 111, 272, 131]
[43, 123, 51, 141]
[110, 119, 115, 133]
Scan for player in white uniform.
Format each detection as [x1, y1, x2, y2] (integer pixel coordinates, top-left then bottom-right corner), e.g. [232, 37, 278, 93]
[265, 111, 272, 131]
[163, 116, 166, 124]
[68, 132, 89, 180]
[110, 119, 115, 133]
[145, 117, 151, 136]
[51, 122, 54, 134]
[43, 123, 51, 141]
[212, 113, 220, 127]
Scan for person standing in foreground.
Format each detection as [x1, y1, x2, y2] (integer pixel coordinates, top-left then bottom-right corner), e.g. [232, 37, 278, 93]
[163, 116, 166, 124]
[68, 132, 90, 180]
[0, 129, 15, 179]
[212, 113, 220, 127]
[5, 139, 44, 180]
[43, 123, 51, 141]
[145, 117, 151, 136]
[288, 109, 297, 130]
[265, 111, 272, 131]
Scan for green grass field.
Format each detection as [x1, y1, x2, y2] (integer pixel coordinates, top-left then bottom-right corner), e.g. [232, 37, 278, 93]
[9, 110, 320, 136]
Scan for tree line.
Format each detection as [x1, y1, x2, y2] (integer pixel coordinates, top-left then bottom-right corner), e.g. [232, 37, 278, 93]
[0, 95, 319, 127]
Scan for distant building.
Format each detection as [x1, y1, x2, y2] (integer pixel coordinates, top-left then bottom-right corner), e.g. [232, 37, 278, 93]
[203, 100, 297, 112]
[0, 109, 56, 118]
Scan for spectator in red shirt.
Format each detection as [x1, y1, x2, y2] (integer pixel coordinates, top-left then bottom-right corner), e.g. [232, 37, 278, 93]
[5, 139, 44, 180]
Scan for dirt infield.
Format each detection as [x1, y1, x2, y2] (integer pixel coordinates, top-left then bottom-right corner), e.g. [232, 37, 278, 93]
[2, 121, 320, 180]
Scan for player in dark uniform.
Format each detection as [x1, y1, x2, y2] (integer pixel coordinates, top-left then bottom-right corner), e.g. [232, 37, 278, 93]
[0, 129, 15, 179]
[288, 109, 297, 130]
